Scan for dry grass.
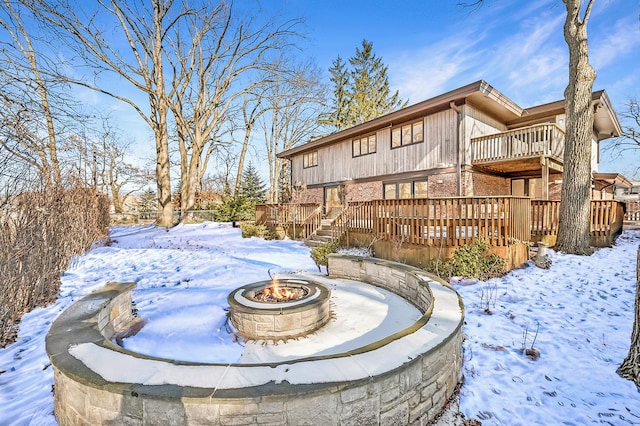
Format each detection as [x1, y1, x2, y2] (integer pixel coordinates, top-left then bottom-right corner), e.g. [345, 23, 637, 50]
[0, 187, 110, 347]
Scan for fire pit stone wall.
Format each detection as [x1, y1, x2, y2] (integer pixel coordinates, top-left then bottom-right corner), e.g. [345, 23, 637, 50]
[228, 279, 331, 340]
[46, 256, 464, 425]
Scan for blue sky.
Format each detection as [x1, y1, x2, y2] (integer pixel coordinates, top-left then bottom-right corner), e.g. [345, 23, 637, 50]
[263, 0, 640, 177]
[62, 0, 639, 181]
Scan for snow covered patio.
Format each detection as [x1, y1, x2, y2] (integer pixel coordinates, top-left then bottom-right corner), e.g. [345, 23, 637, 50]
[46, 254, 463, 425]
[1, 223, 639, 425]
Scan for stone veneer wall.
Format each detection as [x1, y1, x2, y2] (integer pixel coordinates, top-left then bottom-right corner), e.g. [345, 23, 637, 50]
[47, 258, 463, 426]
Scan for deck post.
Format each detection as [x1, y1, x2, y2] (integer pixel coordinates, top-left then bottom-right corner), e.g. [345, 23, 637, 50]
[541, 156, 550, 200]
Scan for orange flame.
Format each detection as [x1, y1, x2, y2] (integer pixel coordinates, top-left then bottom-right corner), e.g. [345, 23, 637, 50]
[259, 279, 296, 301]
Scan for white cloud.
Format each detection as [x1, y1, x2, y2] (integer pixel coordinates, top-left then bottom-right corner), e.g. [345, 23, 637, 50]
[389, 34, 485, 103]
[386, 3, 570, 107]
[591, 17, 640, 70]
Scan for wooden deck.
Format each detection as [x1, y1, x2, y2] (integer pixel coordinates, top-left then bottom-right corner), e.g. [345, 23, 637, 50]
[258, 197, 624, 250]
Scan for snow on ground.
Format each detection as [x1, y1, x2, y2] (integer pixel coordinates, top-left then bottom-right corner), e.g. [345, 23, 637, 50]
[454, 229, 640, 425]
[0, 223, 639, 425]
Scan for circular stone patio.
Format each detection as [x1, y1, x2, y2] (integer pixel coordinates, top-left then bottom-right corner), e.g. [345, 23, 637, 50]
[46, 254, 464, 425]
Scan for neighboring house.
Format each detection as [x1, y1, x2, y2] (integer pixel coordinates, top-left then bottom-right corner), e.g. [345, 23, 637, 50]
[614, 180, 640, 202]
[278, 80, 623, 215]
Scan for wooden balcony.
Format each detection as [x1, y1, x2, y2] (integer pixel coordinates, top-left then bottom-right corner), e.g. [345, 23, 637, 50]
[471, 124, 565, 174]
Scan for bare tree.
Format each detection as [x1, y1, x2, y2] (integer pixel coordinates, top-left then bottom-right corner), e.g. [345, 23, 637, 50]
[554, 0, 597, 255]
[234, 90, 268, 197]
[0, 0, 78, 190]
[165, 2, 300, 220]
[24, 0, 187, 226]
[260, 57, 325, 203]
[605, 99, 640, 177]
[619, 249, 640, 386]
[461, 0, 598, 254]
[93, 122, 153, 213]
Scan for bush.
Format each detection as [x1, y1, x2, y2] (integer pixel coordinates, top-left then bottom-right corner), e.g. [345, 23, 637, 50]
[310, 241, 340, 273]
[213, 195, 256, 222]
[424, 239, 506, 281]
[240, 221, 272, 239]
[0, 187, 110, 347]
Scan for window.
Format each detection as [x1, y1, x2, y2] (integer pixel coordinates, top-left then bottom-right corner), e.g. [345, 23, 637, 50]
[414, 181, 428, 198]
[303, 151, 318, 168]
[391, 120, 424, 148]
[384, 183, 396, 199]
[383, 180, 428, 199]
[352, 134, 376, 157]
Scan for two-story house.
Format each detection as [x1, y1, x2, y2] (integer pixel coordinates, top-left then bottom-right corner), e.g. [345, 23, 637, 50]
[277, 80, 622, 216]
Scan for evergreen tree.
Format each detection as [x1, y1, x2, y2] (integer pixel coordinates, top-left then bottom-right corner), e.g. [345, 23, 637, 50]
[318, 56, 351, 130]
[137, 190, 157, 219]
[238, 163, 266, 204]
[321, 40, 407, 130]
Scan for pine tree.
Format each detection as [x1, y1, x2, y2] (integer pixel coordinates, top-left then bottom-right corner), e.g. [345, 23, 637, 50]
[318, 56, 351, 130]
[321, 40, 407, 131]
[238, 163, 266, 204]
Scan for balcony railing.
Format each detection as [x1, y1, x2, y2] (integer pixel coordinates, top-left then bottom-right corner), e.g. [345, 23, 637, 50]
[471, 123, 565, 164]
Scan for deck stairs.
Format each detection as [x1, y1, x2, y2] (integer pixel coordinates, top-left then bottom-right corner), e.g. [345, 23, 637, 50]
[305, 218, 339, 247]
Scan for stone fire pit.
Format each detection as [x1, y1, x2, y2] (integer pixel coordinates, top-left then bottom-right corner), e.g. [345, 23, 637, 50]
[228, 278, 331, 341]
[46, 255, 464, 425]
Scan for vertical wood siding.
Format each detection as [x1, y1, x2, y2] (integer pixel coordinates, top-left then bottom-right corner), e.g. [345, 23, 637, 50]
[460, 104, 508, 165]
[292, 110, 458, 186]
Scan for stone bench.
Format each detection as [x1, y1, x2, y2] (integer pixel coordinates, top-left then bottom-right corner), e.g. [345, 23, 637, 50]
[46, 255, 464, 425]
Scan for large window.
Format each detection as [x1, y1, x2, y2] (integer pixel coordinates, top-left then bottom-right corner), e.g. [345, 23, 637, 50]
[383, 180, 428, 199]
[352, 134, 376, 157]
[303, 151, 318, 168]
[391, 120, 424, 148]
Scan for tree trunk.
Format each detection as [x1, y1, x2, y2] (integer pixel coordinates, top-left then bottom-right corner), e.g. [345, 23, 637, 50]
[111, 186, 124, 213]
[180, 146, 202, 221]
[555, 0, 596, 255]
[155, 125, 173, 227]
[619, 248, 640, 385]
[152, 1, 173, 228]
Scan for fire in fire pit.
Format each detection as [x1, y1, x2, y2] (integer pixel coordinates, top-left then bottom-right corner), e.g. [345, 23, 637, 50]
[227, 278, 331, 341]
[255, 280, 309, 302]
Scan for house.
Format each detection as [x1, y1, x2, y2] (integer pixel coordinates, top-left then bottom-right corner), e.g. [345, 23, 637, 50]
[614, 180, 640, 202]
[264, 81, 628, 269]
[277, 80, 622, 214]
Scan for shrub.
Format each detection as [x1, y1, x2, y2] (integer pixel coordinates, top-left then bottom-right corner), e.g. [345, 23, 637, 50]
[424, 239, 506, 281]
[310, 241, 340, 273]
[240, 221, 272, 239]
[0, 187, 109, 347]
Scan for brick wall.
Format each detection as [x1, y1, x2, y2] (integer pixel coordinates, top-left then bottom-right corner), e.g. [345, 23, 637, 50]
[428, 173, 459, 197]
[345, 181, 383, 203]
[470, 172, 510, 196]
[549, 182, 562, 200]
[296, 187, 323, 204]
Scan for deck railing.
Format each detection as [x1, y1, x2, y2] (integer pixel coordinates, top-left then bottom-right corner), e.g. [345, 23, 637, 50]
[625, 202, 640, 224]
[330, 201, 376, 244]
[530, 199, 623, 237]
[324, 197, 530, 248]
[258, 198, 623, 248]
[371, 197, 530, 247]
[471, 123, 565, 164]
[255, 203, 323, 238]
